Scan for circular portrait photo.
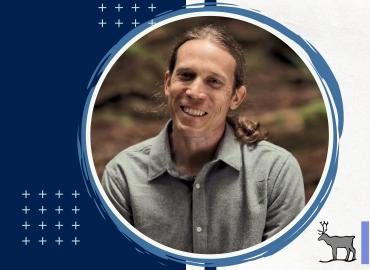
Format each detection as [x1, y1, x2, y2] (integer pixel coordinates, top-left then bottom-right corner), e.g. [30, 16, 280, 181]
[89, 16, 329, 255]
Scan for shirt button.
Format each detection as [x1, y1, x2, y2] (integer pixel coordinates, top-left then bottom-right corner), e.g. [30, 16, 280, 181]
[195, 183, 200, 189]
[196, 226, 202, 233]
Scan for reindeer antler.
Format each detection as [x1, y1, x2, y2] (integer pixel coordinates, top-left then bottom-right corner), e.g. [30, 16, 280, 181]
[318, 221, 329, 235]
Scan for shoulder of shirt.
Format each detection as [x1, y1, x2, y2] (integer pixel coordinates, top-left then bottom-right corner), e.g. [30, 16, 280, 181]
[242, 139, 293, 160]
[241, 140, 302, 182]
[105, 136, 156, 169]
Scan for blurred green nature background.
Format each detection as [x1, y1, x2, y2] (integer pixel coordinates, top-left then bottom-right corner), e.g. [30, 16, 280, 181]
[91, 17, 328, 203]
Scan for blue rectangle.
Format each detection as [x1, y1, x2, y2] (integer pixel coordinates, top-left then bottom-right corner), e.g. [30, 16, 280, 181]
[362, 221, 369, 264]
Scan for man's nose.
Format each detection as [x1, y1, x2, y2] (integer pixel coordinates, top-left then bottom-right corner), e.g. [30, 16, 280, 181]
[185, 79, 206, 100]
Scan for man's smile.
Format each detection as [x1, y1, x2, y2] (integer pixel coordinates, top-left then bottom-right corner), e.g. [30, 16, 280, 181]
[180, 106, 208, 117]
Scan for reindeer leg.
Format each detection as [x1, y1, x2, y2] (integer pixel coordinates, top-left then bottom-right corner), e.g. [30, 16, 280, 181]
[345, 248, 350, 261]
[350, 246, 356, 260]
[332, 247, 337, 260]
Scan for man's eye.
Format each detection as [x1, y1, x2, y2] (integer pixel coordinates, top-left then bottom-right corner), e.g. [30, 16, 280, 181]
[208, 78, 222, 87]
[178, 73, 194, 80]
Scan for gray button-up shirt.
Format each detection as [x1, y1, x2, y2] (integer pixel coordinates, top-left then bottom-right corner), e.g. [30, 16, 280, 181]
[102, 121, 305, 254]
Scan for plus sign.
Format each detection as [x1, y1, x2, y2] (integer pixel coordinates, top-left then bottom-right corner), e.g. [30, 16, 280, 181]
[55, 190, 63, 199]
[22, 221, 31, 230]
[115, 3, 123, 12]
[22, 190, 30, 199]
[55, 221, 64, 230]
[98, 19, 107, 28]
[72, 190, 80, 199]
[55, 205, 63, 214]
[22, 205, 31, 214]
[131, 19, 140, 28]
[38, 237, 47, 246]
[38, 205, 47, 214]
[55, 237, 64, 246]
[38, 190, 47, 198]
[148, 19, 156, 26]
[131, 3, 140, 12]
[72, 221, 80, 230]
[22, 237, 30, 246]
[115, 19, 123, 28]
[38, 221, 47, 230]
[72, 206, 80, 214]
[72, 237, 80, 246]
[98, 3, 107, 12]
[148, 3, 156, 12]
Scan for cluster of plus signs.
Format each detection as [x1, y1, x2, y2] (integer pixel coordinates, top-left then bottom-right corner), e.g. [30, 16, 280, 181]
[98, 2, 158, 28]
[21, 190, 81, 246]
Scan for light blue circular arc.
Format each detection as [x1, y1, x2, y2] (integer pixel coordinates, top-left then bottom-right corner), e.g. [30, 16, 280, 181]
[78, 6, 343, 268]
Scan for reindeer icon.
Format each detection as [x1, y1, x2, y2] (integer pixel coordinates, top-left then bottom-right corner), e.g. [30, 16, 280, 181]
[318, 221, 356, 262]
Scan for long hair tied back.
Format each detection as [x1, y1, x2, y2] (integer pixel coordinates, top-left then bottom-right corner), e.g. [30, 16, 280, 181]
[227, 116, 268, 144]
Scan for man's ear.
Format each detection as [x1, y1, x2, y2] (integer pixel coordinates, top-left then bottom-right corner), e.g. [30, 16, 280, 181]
[230, 85, 246, 110]
[164, 71, 171, 97]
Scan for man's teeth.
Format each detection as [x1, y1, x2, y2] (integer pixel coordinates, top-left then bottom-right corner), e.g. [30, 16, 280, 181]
[183, 107, 206, 116]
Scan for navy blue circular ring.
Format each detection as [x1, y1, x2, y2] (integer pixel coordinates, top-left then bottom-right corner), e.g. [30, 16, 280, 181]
[78, 5, 344, 267]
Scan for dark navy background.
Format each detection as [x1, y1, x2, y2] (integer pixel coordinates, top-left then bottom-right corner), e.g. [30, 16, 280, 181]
[2, 1, 188, 269]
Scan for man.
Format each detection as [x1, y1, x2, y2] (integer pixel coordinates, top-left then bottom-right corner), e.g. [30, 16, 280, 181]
[102, 25, 305, 254]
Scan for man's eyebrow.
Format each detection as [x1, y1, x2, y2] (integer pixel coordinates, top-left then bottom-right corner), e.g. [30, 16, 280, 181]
[175, 68, 227, 81]
[208, 72, 227, 82]
[175, 67, 194, 74]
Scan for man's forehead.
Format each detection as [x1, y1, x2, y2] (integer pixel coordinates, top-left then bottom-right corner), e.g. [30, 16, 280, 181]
[175, 39, 236, 78]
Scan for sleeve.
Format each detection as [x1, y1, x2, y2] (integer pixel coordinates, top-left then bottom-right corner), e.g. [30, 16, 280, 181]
[102, 165, 134, 225]
[263, 154, 305, 240]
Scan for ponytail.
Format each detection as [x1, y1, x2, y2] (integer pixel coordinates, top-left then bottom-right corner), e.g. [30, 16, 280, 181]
[227, 116, 268, 144]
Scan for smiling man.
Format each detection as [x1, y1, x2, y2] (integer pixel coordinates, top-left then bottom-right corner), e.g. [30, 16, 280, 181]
[102, 25, 305, 254]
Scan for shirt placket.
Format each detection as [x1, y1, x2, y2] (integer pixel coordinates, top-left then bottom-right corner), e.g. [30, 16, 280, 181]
[192, 163, 213, 253]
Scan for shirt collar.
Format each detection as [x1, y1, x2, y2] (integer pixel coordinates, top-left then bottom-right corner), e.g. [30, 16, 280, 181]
[215, 122, 242, 171]
[147, 120, 241, 181]
[148, 121, 172, 181]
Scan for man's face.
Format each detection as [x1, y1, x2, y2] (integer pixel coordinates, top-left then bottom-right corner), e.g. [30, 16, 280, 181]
[164, 39, 246, 139]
